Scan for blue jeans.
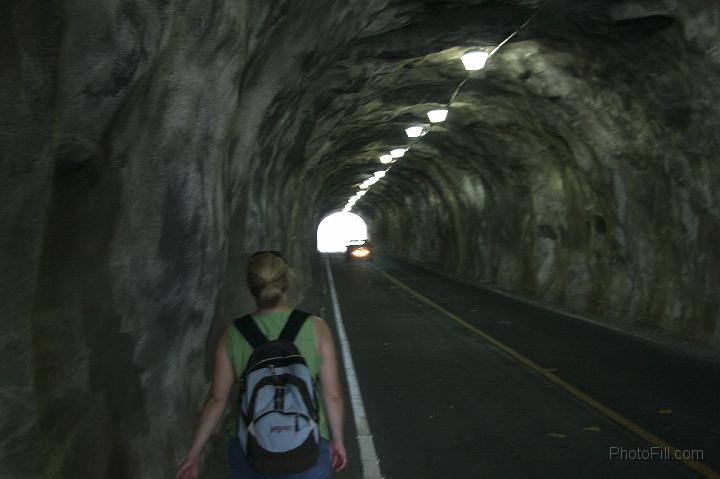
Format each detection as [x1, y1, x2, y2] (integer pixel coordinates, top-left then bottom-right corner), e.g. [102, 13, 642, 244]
[228, 438, 331, 479]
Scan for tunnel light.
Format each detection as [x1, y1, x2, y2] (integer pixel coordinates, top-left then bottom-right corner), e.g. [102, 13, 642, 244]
[374, 170, 386, 178]
[380, 154, 393, 164]
[461, 51, 489, 71]
[359, 183, 369, 189]
[390, 148, 408, 158]
[427, 109, 448, 123]
[357, 190, 367, 196]
[405, 125, 427, 138]
[364, 177, 379, 187]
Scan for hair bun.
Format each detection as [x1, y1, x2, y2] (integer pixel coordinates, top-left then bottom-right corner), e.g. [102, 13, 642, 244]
[247, 252, 289, 308]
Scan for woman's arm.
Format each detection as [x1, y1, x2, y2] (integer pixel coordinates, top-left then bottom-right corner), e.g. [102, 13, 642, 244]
[313, 317, 348, 471]
[177, 333, 234, 479]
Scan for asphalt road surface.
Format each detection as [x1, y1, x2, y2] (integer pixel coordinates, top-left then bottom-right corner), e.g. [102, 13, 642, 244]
[315, 254, 720, 479]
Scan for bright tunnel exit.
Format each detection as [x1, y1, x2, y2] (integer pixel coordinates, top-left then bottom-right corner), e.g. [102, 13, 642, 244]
[316, 211, 368, 252]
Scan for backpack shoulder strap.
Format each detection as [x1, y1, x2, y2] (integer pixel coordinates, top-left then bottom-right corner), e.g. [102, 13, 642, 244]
[234, 315, 269, 349]
[278, 309, 312, 342]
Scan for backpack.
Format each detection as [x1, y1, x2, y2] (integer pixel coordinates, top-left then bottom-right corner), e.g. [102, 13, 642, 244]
[234, 309, 320, 475]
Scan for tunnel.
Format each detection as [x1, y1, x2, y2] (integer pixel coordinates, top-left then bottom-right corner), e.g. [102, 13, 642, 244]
[2, 0, 720, 478]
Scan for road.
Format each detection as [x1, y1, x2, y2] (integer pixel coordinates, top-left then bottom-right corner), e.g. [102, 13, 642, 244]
[314, 254, 720, 479]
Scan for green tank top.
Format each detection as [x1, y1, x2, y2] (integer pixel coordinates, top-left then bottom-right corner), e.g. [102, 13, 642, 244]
[225, 310, 330, 440]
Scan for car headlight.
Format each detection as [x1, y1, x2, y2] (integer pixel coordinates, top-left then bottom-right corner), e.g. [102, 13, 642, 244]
[351, 248, 370, 257]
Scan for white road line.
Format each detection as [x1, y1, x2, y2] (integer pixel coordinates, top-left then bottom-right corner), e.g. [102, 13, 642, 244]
[323, 254, 384, 479]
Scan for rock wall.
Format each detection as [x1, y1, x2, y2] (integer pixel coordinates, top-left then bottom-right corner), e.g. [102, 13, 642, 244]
[361, 2, 720, 346]
[2, 1, 246, 476]
[1, 0, 719, 477]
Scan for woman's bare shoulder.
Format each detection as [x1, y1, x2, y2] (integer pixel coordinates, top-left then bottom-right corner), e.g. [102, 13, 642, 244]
[310, 315, 332, 342]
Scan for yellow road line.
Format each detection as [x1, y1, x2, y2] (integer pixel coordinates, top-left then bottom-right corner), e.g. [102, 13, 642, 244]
[372, 264, 719, 479]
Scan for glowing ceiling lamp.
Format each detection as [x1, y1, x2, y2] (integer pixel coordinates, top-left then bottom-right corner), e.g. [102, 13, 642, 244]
[390, 148, 408, 158]
[461, 51, 489, 71]
[427, 109, 448, 123]
[374, 170, 386, 178]
[380, 154, 393, 164]
[405, 125, 427, 138]
[360, 177, 373, 188]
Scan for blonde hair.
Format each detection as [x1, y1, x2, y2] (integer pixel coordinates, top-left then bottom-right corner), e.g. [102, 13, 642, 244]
[247, 251, 289, 308]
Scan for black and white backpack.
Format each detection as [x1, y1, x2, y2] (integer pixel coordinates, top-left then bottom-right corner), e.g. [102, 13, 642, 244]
[234, 309, 320, 475]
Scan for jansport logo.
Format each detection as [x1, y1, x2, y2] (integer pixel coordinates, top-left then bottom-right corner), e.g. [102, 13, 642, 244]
[270, 425, 293, 434]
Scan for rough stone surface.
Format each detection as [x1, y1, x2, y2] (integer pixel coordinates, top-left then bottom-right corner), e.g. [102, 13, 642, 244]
[1, 0, 719, 477]
[361, 1, 720, 349]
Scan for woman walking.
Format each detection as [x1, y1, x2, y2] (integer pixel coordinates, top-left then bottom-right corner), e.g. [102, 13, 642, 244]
[177, 251, 347, 478]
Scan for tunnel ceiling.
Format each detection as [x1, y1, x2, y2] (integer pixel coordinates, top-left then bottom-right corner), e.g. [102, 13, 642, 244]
[247, 0, 719, 224]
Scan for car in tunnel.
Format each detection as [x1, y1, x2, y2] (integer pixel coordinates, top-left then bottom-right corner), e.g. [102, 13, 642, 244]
[345, 239, 373, 262]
